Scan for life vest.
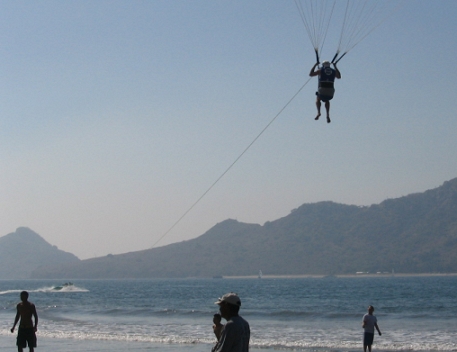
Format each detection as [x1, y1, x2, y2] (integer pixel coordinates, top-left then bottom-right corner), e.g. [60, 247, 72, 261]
[317, 67, 336, 101]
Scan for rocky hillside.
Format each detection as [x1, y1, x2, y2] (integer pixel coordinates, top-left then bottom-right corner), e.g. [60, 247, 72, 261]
[0, 227, 80, 279]
[29, 178, 457, 278]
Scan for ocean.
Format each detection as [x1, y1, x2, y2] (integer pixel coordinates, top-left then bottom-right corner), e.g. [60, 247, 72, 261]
[1, 275, 456, 351]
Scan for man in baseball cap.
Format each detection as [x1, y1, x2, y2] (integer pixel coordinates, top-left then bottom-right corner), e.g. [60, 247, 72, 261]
[214, 292, 241, 307]
[212, 292, 250, 352]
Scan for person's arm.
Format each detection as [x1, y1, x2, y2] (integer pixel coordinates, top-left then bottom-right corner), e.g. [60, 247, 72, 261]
[374, 323, 381, 336]
[212, 323, 235, 352]
[309, 63, 320, 77]
[11, 308, 20, 333]
[32, 304, 38, 331]
[333, 63, 341, 79]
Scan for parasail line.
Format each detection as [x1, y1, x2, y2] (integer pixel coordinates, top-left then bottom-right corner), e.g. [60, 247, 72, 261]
[151, 78, 313, 248]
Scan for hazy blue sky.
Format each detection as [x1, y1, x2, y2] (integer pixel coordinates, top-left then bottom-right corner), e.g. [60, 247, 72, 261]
[1, 1, 456, 259]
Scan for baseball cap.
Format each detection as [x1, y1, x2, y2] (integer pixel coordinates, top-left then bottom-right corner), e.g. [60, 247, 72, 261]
[215, 292, 241, 307]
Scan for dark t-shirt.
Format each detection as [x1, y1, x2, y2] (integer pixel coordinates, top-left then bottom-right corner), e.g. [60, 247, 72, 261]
[213, 315, 250, 352]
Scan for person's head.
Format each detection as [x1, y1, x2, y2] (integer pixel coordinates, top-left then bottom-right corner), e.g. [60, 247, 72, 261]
[322, 60, 331, 68]
[20, 291, 29, 302]
[368, 305, 374, 314]
[213, 313, 222, 324]
[215, 292, 241, 319]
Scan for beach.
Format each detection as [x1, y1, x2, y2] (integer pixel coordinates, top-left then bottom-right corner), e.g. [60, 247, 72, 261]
[0, 335, 417, 352]
[0, 335, 268, 352]
[0, 336, 202, 351]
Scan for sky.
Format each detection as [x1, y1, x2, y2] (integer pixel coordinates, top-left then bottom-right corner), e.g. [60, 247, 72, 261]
[1, 1, 457, 260]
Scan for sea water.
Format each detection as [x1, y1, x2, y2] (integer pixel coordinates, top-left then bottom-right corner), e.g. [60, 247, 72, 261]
[1, 275, 456, 351]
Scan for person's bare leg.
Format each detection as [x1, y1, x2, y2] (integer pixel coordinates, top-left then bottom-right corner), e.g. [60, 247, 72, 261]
[325, 101, 331, 123]
[315, 97, 321, 120]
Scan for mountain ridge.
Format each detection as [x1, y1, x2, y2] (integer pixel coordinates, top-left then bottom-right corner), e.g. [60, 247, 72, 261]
[27, 177, 457, 279]
[0, 227, 80, 279]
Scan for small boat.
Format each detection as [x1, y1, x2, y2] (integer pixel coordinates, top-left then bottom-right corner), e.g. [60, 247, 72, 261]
[258, 270, 262, 279]
[53, 282, 74, 290]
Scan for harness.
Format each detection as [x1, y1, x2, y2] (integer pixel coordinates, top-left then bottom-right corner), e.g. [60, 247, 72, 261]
[317, 67, 336, 101]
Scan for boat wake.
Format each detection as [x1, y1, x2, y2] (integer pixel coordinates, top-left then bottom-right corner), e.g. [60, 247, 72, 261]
[0, 283, 89, 295]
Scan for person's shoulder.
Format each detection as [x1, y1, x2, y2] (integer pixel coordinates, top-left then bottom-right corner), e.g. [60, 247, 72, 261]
[227, 316, 244, 325]
[238, 315, 250, 326]
[222, 319, 235, 332]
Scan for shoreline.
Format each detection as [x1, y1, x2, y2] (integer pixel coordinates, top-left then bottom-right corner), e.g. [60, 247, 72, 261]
[0, 335, 445, 352]
[2, 273, 457, 281]
[222, 272, 457, 279]
[0, 336, 206, 352]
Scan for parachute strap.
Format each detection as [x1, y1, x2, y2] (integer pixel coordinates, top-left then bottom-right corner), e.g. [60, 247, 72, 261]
[332, 52, 347, 64]
[315, 49, 320, 65]
[296, 0, 406, 65]
[319, 81, 334, 89]
[295, 0, 336, 64]
[332, 0, 406, 64]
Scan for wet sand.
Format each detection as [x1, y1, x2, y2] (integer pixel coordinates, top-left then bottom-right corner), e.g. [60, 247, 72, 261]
[0, 335, 269, 352]
[0, 335, 204, 351]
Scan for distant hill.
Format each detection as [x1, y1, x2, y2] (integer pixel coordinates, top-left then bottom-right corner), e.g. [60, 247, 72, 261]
[30, 177, 457, 279]
[0, 227, 80, 279]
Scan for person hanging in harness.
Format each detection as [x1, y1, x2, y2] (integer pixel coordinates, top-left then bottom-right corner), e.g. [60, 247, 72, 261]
[309, 60, 341, 123]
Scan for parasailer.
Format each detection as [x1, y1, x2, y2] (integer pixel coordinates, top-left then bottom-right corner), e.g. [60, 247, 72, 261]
[295, 0, 401, 123]
[309, 60, 341, 123]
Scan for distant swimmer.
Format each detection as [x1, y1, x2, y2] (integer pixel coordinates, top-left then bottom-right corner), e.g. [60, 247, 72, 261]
[362, 305, 381, 352]
[11, 291, 38, 352]
[309, 61, 341, 123]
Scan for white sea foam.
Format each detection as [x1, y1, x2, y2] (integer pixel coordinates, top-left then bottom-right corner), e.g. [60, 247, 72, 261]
[0, 285, 89, 295]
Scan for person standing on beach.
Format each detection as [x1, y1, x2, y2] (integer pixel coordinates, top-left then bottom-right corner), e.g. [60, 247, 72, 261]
[212, 292, 250, 352]
[213, 313, 224, 341]
[362, 305, 381, 352]
[11, 291, 38, 352]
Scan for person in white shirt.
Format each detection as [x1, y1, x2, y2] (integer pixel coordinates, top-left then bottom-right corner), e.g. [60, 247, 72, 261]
[362, 305, 382, 352]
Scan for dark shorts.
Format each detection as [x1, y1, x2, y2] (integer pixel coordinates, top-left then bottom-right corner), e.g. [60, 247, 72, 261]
[363, 332, 374, 346]
[316, 91, 333, 102]
[17, 327, 37, 348]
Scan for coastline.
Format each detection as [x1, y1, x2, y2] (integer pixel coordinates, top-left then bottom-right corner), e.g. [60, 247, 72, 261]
[0, 335, 207, 352]
[0, 335, 444, 352]
[222, 272, 457, 279]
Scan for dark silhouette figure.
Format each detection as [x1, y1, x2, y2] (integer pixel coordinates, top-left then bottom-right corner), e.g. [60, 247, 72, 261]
[11, 291, 38, 352]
